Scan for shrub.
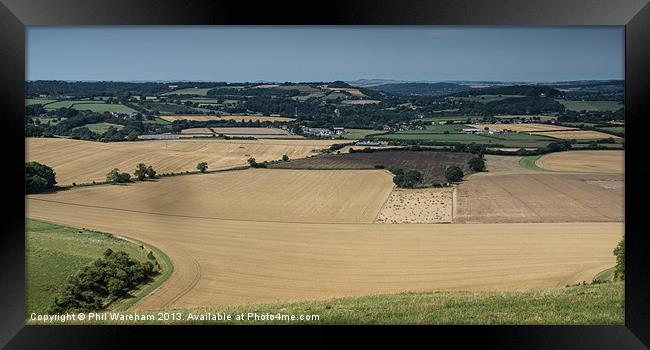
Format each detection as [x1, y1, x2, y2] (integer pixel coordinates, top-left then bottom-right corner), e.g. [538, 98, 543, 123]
[197, 162, 208, 173]
[145, 165, 157, 179]
[25, 161, 57, 194]
[106, 168, 131, 183]
[445, 166, 464, 182]
[134, 163, 148, 181]
[613, 239, 624, 280]
[282, 154, 289, 162]
[468, 157, 486, 172]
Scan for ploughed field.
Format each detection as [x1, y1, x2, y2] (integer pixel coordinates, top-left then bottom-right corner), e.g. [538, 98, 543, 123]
[26, 138, 341, 185]
[270, 151, 474, 185]
[455, 153, 624, 223]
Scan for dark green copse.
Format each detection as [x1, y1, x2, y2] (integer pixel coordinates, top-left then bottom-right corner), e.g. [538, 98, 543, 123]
[25, 161, 57, 194]
[613, 239, 624, 280]
[393, 170, 423, 188]
[468, 157, 486, 172]
[445, 166, 464, 182]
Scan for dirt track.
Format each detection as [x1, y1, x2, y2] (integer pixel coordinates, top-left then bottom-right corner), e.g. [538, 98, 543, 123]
[26, 196, 621, 310]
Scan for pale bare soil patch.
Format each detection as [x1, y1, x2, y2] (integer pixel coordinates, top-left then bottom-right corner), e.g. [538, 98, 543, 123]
[26, 138, 340, 185]
[26, 197, 622, 309]
[180, 127, 214, 135]
[529, 130, 621, 140]
[536, 151, 624, 174]
[454, 172, 624, 223]
[483, 155, 533, 174]
[29, 169, 394, 224]
[211, 127, 290, 135]
[342, 99, 381, 105]
[376, 187, 454, 223]
[160, 115, 295, 122]
[469, 123, 576, 132]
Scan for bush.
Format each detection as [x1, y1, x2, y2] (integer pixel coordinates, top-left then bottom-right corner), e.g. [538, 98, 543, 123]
[197, 162, 208, 173]
[106, 168, 131, 183]
[282, 154, 289, 162]
[445, 166, 464, 182]
[134, 163, 148, 181]
[468, 157, 486, 172]
[613, 239, 624, 280]
[145, 165, 157, 179]
[25, 161, 57, 193]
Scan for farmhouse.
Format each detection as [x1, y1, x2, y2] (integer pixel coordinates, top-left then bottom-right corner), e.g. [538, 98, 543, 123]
[355, 140, 382, 147]
[462, 128, 485, 134]
[302, 127, 333, 136]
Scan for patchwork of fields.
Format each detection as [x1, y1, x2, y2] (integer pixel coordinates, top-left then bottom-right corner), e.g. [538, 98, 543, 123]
[26, 138, 341, 185]
[25, 135, 625, 314]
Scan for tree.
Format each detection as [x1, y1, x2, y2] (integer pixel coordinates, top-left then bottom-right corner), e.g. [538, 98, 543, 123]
[134, 163, 148, 181]
[282, 154, 289, 162]
[613, 239, 624, 280]
[197, 162, 208, 173]
[145, 165, 157, 179]
[106, 168, 131, 183]
[25, 161, 57, 193]
[468, 157, 486, 172]
[393, 170, 423, 188]
[445, 166, 464, 182]
[247, 157, 258, 168]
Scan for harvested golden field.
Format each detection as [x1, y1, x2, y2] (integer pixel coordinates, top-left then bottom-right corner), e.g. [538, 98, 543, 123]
[160, 115, 295, 122]
[536, 150, 624, 174]
[26, 138, 341, 185]
[454, 172, 624, 223]
[529, 130, 622, 140]
[29, 169, 394, 224]
[376, 187, 454, 223]
[26, 196, 622, 309]
[469, 123, 576, 132]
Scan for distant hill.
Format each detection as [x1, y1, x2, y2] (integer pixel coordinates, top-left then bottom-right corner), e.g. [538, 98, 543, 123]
[451, 85, 562, 97]
[365, 82, 471, 96]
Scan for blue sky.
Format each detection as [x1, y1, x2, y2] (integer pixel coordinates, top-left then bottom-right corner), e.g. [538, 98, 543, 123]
[26, 26, 624, 82]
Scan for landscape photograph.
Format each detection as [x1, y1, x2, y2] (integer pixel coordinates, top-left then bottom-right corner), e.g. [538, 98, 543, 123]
[24, 26, 625, 324]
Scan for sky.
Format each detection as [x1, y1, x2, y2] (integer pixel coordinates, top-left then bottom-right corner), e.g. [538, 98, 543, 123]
[26, 26, 624, 83]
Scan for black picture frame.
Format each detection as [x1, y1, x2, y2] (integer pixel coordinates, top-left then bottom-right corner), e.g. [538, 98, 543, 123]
[1, 0, 649, 348]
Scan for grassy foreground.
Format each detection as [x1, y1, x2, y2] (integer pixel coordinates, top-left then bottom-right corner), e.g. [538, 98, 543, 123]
[34, 282, 624, 325]
[26, 219, 173, 315]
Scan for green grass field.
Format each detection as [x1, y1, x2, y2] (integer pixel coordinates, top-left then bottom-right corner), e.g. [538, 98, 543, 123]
[42, 100, 136, 113]
[74, 122, 124, 133]
[519, 155, 551, 172]
[342, 129, 387, 139]
[26, 98, 58, 106]
[143, 118, 172, 125]
[597, 126, 625, 135]
[26, 219, 173, 315]
[557, 100, 624, 112]
[46, 282, 623, 325]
